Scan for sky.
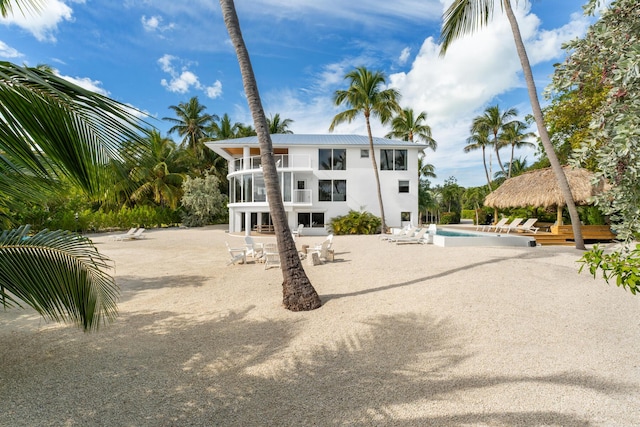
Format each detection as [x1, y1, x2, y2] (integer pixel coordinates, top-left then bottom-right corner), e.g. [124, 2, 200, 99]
[0, 0, 602, 188]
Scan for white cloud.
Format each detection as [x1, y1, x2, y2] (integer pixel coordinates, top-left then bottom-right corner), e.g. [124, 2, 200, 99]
[57, 73, 109, 96]
[158, 54, 222, 99]
[0, 40, 23, 58]
[398, 47, 411, 65]
[141, 15, 175, 33]
[0, 0, 73, 42]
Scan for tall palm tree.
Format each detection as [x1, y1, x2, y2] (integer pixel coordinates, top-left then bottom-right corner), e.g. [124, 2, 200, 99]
[472, 105, 516, 176]
[329, 66, 401, 232]
[493, 156, 528, 180]
[267, 113, 294, 134]
[164, 96, 218, 161]
[129, 130, 186, 209]
[500, 120, 535, 178]
[385, 107, 437, 150]
[208, 113, 242, 140]
[418, 152, 437, 180]
[464, 125, 493, 191]
[0, 60, 147, 329]
[440, 0, 585, 249]
[219, 0, 321, 311]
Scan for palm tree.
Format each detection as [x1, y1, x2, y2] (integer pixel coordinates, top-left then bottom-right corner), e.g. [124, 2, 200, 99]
[164, 96, 218, 161]
[208, 113, 242, 140]
[418, 152, 437, 180]
[219, 0, 321, 311]
[385, 107, 437, 150]
[499, 120, 535, 178]
[472, 105, 516, 176]
[0, 61, 146, 329]
[440, 0, 585, 249]
[329, 66, 401, 232]
[494, 156, 528, 180]
[464, 125, 493, 191]
[129, 130, 186, 209]
[267, 113, 294, 134]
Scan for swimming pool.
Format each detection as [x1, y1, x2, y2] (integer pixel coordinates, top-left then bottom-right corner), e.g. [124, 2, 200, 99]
[431, 227, 537, 247]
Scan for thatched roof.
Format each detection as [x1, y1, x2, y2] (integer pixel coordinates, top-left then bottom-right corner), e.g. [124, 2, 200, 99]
[484, 166, 606, 209]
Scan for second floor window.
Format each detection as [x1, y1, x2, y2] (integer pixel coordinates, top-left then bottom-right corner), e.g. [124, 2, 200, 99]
[319, 179, 347, 202]
[380, 149, 407, 171]
[319, 149, 346, 170]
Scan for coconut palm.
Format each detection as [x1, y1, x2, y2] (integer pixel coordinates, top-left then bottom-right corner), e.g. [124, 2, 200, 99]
[129, 130, 186, 209]
[267, 113, 294, 134]
[494, 156, 528, 180]
[0, 60, 146, 329]
[440, 0, 585, 249]
[329, 66, 401, 232]
[418, 152, 437, 180]
[472, 105, 516, 176]
[164, 96, 218, 161]
[500, 120, 535, 178]
[219, 0, 321, 311]
[464, 125, 493, 191]
[385, 107, 437, 150]
[208, 113, 242, 140]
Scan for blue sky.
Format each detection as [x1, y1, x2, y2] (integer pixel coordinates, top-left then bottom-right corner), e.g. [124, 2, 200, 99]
[0, 0, 600, 187]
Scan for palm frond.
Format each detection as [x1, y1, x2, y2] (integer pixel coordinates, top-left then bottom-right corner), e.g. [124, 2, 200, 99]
[440, 0, 497, 56]
[0, 225, 118, 331]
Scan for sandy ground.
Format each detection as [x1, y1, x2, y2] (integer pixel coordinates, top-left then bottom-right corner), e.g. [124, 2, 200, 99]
[1, 225, 639, 427]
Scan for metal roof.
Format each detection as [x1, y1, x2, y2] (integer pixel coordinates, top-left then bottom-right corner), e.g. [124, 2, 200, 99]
[206, 134, 428, 148]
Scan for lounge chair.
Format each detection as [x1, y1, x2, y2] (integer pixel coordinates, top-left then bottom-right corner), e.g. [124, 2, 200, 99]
[387, 228, 421, 243]
[263, 243, 280, 270]
[114, 228, 145, 241]
[483, 218, 509, 232]
[379, 225, 412, 241]
[498, 218, 523, 234]
[111, 227, 137, 240]
[225, 242, 246, 265]
[515, 218, 539, 234]
[244, 236, 263, 260]
[395, 228, 428, 244]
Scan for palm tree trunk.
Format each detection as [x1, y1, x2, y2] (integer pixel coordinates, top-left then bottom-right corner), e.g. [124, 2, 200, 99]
[508, 143, 515, 178]
[482, 146, 493, 192]
[219, 0, 322, 309]
[365, 114, 387, 232]
[494, 134, 507, 175]
[503, 0, 584, 250]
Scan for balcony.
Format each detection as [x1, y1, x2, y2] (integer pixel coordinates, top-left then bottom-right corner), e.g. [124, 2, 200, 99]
[232, 154, 311, 173]
[229, 189, 313, 207]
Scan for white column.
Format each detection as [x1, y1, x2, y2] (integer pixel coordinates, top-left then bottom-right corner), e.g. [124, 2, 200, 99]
[243, 146, 250, 170]
[245, 211, 251, 236]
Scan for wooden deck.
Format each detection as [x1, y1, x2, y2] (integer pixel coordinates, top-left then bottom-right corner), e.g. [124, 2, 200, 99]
[520, 225, 616, 246]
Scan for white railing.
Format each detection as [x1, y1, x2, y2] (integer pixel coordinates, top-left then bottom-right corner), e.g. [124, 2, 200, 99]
[293, 189, 312, 204]
[233, 154, 311, 171]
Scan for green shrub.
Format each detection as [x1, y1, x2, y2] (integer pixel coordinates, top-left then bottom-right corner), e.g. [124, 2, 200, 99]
[461, 209, 475, 220]
[440, 211, 460, 224]
[329, 210, 381, 235]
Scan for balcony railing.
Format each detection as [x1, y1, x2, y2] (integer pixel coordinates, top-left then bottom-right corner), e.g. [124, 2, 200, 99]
[232, 154, 311, 172]
[230, 189, 312, 206]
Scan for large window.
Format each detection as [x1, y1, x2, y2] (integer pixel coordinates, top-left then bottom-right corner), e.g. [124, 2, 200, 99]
[319, 179, 346, 202]
[319, 149, 346, 170]
[298, 212, 325, 228]
[380, 149, 407, 171]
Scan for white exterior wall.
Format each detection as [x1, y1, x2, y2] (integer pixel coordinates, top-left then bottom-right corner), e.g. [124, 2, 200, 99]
[221, 139, 422, 235]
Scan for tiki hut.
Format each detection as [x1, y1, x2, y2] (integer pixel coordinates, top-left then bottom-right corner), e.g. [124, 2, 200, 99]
[484, 166, 606, 225]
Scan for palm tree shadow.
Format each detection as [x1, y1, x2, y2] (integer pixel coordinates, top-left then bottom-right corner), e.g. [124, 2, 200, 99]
[116, 274, 210, 302]
[1, 310, 632, 426]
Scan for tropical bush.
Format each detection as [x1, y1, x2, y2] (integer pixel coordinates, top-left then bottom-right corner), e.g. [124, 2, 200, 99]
[329, 210, 381, 235]
[180, 174, 228, 227]
[439, 212, 460, 224]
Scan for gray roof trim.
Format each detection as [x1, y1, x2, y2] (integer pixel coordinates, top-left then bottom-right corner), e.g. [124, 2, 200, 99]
[205, 134, 428, 149]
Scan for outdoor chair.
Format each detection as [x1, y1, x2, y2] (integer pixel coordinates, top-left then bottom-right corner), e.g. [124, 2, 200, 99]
[263, 243, 280, 270]
[225, 242, 246, 266]
[111, 227, 137, 241]
[498, 218, 524, 234]
[394, 228, 428, 244]
[483, 218, 509, 232]
[244, 236, 263, 260]
[292, 224, 304, 238]
[515, 218, 540, 234]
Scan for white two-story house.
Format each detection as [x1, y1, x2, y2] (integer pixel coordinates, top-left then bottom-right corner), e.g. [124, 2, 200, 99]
[206, 134, 427, 235]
